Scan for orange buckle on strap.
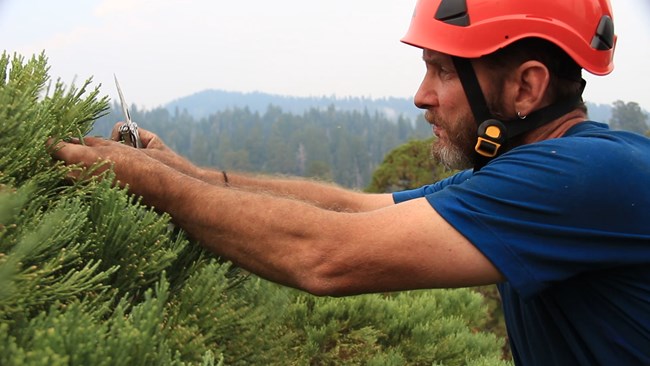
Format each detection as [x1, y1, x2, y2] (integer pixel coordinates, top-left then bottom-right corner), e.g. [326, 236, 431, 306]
[475, 121, 506, 158]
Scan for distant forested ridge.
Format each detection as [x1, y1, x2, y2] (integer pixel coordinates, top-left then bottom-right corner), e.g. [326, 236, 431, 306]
[163, 89, 615, 123]
[164, 90, 424, 122]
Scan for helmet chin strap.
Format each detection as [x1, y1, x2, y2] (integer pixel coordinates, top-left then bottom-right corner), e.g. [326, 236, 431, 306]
[451, 57, 586, 172]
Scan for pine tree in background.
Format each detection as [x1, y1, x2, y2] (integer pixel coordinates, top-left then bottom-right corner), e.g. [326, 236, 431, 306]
[366, 138, 455, 193]
[609, 100, 649, 135]
[1, 52, 511, 365]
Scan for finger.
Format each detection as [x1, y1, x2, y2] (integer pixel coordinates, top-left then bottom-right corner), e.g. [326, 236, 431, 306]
[49, 138, 87, 163]
[46, 137, 62, 151]
[113, 122, 158, 149]
[46, 139, 86, 181]
[82, 136, 116, 147]
[46, 137, 80, 157]
[110, 122, 126, 141]
[137, 128, 156, 146]
[138, 128, 167, 150]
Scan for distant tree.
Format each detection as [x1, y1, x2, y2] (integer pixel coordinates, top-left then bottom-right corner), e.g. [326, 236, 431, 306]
[366, 138, 454, 193]
[609, 100, 649, 134]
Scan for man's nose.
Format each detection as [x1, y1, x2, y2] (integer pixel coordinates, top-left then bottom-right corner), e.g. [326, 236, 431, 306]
[414, 77, 438, 110]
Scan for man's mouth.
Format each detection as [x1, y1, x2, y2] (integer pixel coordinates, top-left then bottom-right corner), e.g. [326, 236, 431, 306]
[424, 111, 445, 138]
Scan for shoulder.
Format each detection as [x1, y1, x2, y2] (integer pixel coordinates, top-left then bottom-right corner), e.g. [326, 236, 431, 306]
[430, 121, 650, 231]
[515, 121, 650, 163]
[488, 122, 650, 180]
[438, 120, 650, 240]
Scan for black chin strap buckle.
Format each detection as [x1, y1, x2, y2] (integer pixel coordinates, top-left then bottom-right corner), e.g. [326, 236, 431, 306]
[475, 119, 506, 158]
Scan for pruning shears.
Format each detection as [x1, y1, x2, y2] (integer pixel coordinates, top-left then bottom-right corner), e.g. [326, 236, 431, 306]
[114, 75, 143, 148]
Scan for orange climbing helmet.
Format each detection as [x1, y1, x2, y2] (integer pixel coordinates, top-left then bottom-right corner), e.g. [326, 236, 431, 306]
[402, 0, 616, 75]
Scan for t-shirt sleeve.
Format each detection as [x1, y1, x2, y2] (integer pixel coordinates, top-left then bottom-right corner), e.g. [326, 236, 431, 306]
[392, 169, 473, 203]
[426, 138, 650, 299]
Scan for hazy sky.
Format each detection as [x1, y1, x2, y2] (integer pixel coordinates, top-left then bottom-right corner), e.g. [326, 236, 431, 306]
[1, 0, 649, 113]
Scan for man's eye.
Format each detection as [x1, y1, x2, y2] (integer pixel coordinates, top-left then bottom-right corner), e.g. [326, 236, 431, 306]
[439, 68, 453, 78]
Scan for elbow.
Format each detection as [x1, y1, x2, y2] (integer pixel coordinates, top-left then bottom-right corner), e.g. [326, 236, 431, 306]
[294, 250, 353, 297]
[299, 276, 343, 297]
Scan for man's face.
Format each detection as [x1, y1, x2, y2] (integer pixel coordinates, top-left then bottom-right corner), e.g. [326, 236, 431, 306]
[414, 50, 483, 170]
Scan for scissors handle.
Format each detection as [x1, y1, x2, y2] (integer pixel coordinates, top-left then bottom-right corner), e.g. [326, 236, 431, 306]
[119, 122, 142, 148]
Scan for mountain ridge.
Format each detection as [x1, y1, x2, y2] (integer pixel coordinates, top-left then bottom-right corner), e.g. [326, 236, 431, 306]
[164, 89, 615, 123]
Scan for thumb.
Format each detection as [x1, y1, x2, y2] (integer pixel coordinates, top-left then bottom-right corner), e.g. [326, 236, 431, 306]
[110, 122, 126, 141]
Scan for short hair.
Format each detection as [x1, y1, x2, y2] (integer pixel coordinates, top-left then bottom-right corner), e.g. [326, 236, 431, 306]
[479, 37, 587, 114]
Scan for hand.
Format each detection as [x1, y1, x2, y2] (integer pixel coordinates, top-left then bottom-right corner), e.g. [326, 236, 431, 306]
[48, 136, 158, 191]
[111, 123, 202, 178]
[110, 122, 170, 152]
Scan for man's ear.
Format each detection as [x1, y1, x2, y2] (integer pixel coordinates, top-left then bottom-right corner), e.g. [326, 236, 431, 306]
[513, 61, 550, 117]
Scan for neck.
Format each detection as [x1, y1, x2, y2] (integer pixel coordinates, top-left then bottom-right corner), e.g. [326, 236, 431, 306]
[516, 109, 587, 146]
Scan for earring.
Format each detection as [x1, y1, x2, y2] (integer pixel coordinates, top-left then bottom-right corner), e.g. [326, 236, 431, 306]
[517, 111, 527, 120]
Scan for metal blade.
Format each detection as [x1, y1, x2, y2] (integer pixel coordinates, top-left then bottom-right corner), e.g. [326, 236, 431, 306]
[114, 74, 132, 124]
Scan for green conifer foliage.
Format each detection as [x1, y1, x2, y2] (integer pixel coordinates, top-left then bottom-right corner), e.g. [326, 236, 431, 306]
[1, 52, 511, 365]
[366, 138, 455, 193]
[0, 52, 260, 365]
[281, 288, 505, 365]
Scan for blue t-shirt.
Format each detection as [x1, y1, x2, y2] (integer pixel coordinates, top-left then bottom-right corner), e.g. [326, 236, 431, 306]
[393, 122, 650, 365]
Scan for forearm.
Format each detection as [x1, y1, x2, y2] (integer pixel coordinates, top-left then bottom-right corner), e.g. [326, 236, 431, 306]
[141, 149, 392, 212]
[143, 167, 344, 293]
[198, 169, 393, 212]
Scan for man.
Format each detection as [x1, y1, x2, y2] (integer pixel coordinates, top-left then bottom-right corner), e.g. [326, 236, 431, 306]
[51, 0, 650, 364]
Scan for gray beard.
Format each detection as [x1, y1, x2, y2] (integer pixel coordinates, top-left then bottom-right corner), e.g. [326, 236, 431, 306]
[431, 141, 473, 170]
[426, 110, 477, 171]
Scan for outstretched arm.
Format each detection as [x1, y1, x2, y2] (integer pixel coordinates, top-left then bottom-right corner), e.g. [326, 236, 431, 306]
[111, 123, 393, 212]
[51, 137, 504, 296]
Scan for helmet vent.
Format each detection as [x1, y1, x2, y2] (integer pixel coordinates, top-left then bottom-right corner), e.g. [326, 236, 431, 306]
[435, 0, 470, 27]
[591, 15, 614, 50]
